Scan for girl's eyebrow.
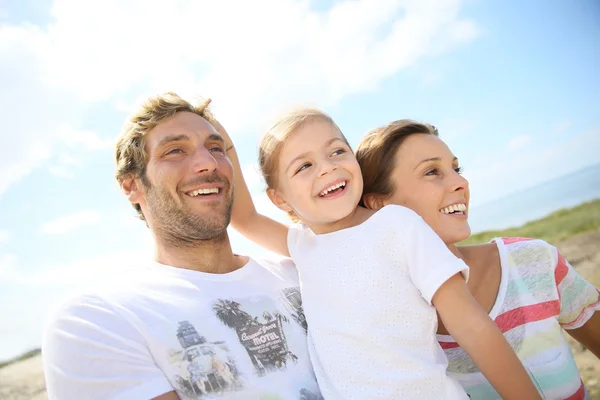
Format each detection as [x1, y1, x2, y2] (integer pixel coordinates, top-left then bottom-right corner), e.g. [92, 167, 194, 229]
[285, 137, 346, 173]
[413, 156, 458, 171]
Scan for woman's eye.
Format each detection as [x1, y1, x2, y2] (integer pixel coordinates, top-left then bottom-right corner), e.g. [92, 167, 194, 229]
[454, 166, 463, 174]
[425, 168, 439, 176]
[166, 148, 183, 155]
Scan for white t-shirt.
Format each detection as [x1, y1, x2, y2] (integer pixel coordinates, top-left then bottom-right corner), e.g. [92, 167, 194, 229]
[288, 205, 470, 400]
[42, 257, 323, 400]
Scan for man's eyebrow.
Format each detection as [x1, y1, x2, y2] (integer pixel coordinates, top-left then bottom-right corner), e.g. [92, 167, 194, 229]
[207, 133, 225, 143]
[413, 156, 458, 170]
[157, 134, 190, 148]
[285, 137, 347, 173]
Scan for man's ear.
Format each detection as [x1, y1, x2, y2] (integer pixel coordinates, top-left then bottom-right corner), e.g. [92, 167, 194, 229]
[362, 193, 386, 211]
[267, 188, 293, 213]
[120, 176, 144, 205]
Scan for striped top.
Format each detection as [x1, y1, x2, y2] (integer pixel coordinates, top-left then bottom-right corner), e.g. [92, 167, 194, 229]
[438, 237, 600, 400]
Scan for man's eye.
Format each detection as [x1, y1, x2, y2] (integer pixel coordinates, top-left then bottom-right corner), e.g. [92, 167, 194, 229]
[209, 146, 225, 153]
[166, 148, 183, 155]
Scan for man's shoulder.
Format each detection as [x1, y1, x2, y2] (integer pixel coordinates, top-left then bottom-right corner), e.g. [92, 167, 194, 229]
[250, 256, 299, 285]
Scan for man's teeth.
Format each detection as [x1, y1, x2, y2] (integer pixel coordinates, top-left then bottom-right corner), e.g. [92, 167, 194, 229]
[189, 188, 219, 197]
[440, 203, 467, 214]
[319, 181, 346, 196]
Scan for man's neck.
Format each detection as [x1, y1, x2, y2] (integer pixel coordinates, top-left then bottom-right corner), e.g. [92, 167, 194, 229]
[152, 232, 244, 274]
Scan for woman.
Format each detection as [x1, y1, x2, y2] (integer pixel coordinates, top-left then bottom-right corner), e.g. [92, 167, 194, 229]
[355, 120, 600, 400]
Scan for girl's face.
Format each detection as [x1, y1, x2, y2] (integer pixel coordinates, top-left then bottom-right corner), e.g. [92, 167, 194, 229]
[268, 119, 363, 233]
[381, 134, 471, 245]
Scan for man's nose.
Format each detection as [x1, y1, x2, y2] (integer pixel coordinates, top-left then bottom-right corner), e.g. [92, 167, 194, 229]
[192, 147, 218, 173]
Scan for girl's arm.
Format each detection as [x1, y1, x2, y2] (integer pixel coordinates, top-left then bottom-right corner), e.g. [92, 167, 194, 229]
[212, 119, 291, 257]
[432, 274, 541, 400]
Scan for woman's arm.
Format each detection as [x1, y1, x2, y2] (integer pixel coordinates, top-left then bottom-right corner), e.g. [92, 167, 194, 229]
[433, 274, 541, 400]
[211, 119, 290, 257]
[567, 310, 600, 358]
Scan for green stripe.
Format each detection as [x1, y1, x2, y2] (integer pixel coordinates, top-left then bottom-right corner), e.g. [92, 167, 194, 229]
[505, 272, 555, 299]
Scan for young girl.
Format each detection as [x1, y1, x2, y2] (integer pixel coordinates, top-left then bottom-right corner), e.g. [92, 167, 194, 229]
[216, 107, 540, 399]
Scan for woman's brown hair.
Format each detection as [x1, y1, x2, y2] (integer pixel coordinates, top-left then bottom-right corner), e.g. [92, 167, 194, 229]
[356, 119, 438, 206]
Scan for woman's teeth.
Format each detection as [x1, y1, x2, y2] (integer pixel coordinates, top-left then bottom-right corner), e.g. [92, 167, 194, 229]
[440, 203, 467, 215]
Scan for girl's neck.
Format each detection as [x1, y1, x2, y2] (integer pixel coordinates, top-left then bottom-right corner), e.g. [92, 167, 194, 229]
[308, 205, 376, 235]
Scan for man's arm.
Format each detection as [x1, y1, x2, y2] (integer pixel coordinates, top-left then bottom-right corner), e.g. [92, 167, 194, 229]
[211, 118, 290, 257]
[433, 274, 541, 400]
[43, 293, 176, 400]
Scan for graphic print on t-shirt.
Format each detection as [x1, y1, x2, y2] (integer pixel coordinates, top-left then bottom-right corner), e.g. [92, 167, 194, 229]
[169, 286, 321, 399]
[172, 320, 242, 398]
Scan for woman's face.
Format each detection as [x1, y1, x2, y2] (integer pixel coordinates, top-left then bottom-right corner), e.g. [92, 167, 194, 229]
[382, 134, 471, 245]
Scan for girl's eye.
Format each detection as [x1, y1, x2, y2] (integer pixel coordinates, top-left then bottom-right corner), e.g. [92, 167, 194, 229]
[331, 148, 346, 156]
[295, 163, 311, 175]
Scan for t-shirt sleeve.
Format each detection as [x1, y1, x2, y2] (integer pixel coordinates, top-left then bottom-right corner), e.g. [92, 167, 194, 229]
[397, 207, 469, 304]
[42, 293, 174, 400]
[553, 246, 600, 329]
[287, 223, 306, 261]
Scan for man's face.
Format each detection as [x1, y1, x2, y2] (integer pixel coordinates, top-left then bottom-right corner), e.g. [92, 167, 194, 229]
[133, 111, 234, 244]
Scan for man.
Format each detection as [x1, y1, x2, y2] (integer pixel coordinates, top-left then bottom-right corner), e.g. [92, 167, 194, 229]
[42, 92, 323, 400]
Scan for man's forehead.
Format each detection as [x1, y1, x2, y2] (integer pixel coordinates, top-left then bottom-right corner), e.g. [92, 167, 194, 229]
[147, 112, 219, 145]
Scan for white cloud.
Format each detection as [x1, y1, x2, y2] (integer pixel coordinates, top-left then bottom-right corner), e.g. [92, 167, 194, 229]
[48, 165, 75, 179]
[40, 210, 101, 235]
[507, 135, 532, 151]
[0, 0, 479, 197]
[0, 230, 9, 245]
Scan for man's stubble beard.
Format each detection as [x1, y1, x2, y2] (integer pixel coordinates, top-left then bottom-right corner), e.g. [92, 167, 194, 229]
[142, 174, 233, 247]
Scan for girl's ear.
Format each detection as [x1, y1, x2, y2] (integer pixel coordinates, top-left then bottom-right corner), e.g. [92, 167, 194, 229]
[362, 193, 385, 211]
[267, 188, 293, 213]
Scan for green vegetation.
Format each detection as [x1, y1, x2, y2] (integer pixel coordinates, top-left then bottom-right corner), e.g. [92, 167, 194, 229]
[461, 198, 600, 245]
[0, 348, 40, 369]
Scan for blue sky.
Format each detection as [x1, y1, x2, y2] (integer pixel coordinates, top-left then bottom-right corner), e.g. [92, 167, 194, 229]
[0, 0, 598, 361]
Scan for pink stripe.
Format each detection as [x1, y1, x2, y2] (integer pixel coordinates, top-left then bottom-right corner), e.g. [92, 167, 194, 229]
[438, 301, 561, 348]
[564, 380, 586, 400]
[439, 341, 460, 350]
[495, 301, 560, 332]
[500, 237, 534, 245]
[554, 251, 569, 286]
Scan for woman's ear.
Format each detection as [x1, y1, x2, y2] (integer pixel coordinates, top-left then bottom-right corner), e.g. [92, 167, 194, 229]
[362, 193, 385, 211]
[267, 188, 293, 213]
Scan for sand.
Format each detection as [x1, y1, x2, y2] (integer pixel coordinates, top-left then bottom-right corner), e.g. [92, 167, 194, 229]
[1, 229, 599, 400]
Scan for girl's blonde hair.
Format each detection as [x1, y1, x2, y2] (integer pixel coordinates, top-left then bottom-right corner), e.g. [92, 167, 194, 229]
[258, 108, 348, 222]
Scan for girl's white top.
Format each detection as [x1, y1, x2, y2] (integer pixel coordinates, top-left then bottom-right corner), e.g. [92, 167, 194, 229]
[288, 205, 470, 400]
